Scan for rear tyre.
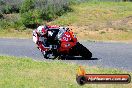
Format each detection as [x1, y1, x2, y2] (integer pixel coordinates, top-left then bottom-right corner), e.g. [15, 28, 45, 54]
[76, 42, 92, 59]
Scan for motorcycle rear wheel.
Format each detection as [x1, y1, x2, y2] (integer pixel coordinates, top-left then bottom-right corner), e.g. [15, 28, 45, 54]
[75, 42, 92, 59]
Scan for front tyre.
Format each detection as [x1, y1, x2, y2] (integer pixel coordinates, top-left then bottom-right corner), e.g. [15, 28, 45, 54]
[42, 50, 59, 59]
[42, 51, 49, 59]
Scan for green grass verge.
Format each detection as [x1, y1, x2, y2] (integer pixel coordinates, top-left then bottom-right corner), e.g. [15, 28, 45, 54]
[0, 56, 131, 88]
[52, 2, 132, 26]
[0, 29, 32, 39]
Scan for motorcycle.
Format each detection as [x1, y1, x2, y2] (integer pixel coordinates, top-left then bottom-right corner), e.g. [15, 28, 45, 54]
[37, 26, 92, 59]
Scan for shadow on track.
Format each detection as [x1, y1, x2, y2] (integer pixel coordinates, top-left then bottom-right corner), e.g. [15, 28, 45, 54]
[59, 56, 99, 60]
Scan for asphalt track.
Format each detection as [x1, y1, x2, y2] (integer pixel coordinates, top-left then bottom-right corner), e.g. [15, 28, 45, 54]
[0, 38, 132, 71]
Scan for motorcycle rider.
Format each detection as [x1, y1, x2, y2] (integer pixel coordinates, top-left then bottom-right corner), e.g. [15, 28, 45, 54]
[33, 25, 75, 58]
[33, 25, 50, 53]
[33, 25, 63, 58]
[33, 25, 75, 46]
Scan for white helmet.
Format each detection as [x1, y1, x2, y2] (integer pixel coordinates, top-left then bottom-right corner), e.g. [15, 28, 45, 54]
[37, 26, 46, 35]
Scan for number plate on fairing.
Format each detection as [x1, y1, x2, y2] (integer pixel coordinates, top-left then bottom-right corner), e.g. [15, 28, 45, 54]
[61, 32, 72, 42]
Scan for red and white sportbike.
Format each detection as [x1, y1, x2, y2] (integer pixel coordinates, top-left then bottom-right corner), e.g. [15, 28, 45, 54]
[37, 26, 92, 59]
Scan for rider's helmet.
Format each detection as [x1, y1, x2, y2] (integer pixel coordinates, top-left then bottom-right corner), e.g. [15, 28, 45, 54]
[37, 25, 48, 36]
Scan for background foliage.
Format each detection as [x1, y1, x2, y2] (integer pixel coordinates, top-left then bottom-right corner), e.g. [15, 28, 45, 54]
[0, 0, 131, 30]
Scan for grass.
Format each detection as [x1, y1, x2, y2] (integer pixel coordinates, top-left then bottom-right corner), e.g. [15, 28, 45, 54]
[0, 29, 32, 39]
[0, 56, 132, 88]
[71, 26, 132, 42]
[52, 2, 132, 25]
[50, 2, 132, 42]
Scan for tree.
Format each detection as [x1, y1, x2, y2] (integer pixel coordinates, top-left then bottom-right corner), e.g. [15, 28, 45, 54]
[20, 0, 42, 28]
[20, 0, 35, 13]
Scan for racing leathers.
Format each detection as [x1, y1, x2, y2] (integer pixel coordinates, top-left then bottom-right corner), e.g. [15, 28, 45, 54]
[33, 29, 50, 52]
